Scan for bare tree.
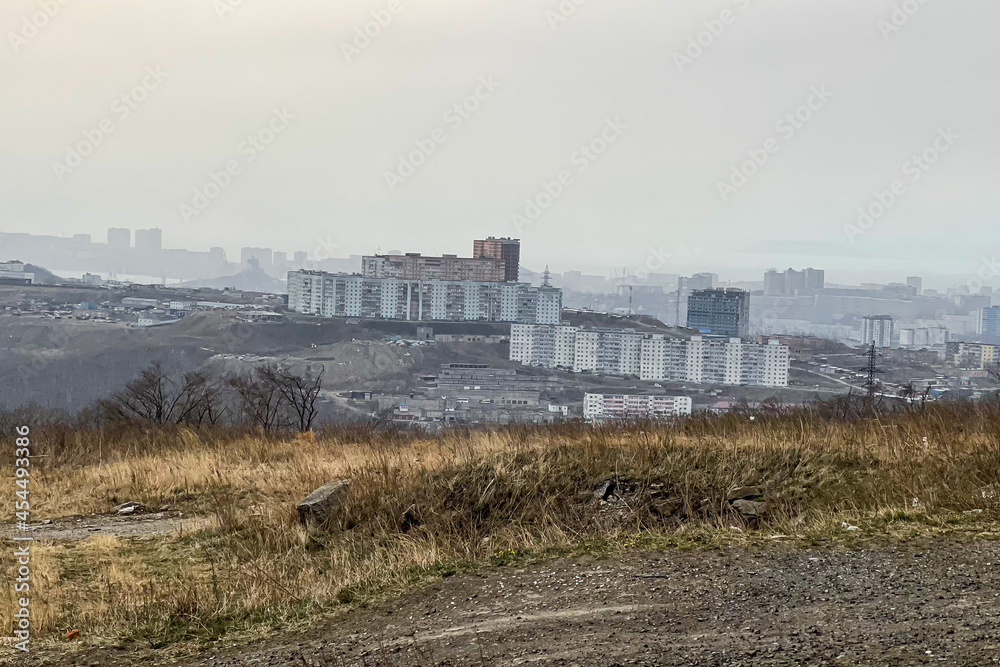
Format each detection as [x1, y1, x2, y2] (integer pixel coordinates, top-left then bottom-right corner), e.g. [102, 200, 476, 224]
[105, 363, 177, 424]
[261, 365, 324, 432]
[228, 366, 286, 432]
[988, 362, 1000, 384]
[172, 371, 228, 425]
[105, 364, 227, 425]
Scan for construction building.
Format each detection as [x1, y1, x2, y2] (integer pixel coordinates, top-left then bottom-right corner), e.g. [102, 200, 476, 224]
[686, 288, 750, 339]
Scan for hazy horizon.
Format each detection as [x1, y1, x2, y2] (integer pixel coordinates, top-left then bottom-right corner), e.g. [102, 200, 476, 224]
[3, 0, 998, 287]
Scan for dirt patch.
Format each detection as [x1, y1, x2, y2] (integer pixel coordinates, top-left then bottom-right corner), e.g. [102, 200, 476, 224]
[27, 538, 1000, 666]
[0, 511, 208, 543]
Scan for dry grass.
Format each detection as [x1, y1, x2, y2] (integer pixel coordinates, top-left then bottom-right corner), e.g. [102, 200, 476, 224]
[2, 403, 999, 647]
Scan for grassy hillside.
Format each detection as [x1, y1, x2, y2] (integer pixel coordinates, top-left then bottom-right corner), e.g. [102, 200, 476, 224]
[2, 403, 998, 651]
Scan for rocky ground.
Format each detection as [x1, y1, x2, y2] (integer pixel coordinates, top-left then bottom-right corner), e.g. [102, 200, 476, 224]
[26, 538, 1000, 667]
[0, 510, 205, 542]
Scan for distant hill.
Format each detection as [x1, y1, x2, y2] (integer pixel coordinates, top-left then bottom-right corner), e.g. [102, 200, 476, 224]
[179, 266, 286, 294]
[562, 309, 691, 337]
[25, 264, 62, 285]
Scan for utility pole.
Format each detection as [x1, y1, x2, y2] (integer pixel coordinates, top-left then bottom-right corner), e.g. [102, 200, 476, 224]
[861, 342, 884, 413]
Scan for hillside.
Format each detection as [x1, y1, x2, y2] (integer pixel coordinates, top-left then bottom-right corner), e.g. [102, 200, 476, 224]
[5, 404, 1000, 665]
[0, 312, 512, 411]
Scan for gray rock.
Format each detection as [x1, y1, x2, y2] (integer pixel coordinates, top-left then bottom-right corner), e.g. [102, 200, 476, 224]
[731, 499, 766, 517]
[297, 479, 352, 526]
[728, 486, 763, 501]
[594, 478, 617, 501]
[113, 501, 146, 515]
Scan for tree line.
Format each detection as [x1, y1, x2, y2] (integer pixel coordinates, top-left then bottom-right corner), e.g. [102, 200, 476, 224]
[101, 362, 324, 432]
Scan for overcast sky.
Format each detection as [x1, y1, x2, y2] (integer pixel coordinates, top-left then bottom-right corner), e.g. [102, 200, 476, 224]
[2, 0, 997, 286]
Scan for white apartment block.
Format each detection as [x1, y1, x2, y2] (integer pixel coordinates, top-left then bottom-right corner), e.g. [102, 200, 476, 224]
[511, 325, 790, 388]
[584, 394, 693, 420]
[288, 271, 562, 324]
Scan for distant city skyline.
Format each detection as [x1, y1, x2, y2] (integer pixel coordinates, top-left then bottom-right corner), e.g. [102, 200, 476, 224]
[2, 224, 998, 293]
[2, 0, 998, 287]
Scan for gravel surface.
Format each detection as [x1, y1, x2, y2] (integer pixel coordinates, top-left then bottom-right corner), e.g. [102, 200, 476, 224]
[0, 512, 200, 542]
[21, 539, 1000, 667]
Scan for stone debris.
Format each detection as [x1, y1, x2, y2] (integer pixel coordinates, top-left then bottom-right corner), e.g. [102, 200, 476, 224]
[113, 501, 146, 515]
[297, 479, 352, 526]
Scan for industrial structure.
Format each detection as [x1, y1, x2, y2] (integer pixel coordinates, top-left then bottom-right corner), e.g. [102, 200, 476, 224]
[386, 363, 565, 426]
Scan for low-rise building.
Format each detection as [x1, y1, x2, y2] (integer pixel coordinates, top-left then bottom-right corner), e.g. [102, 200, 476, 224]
[584, 393, 692, 421]
[0, 260, 34, 285]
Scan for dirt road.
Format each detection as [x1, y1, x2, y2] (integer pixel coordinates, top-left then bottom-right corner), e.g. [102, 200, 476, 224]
[35, 538, 995, 667]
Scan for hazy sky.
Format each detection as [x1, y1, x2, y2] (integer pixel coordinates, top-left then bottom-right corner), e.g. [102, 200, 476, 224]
[2, 0, 998, 285]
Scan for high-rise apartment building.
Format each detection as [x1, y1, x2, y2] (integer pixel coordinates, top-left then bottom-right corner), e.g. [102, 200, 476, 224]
[687, 288, 750, 339]
[473, 237, 520, 282]
[686, 273, 717, 291]
[510, 325, 789, 387]
[861, 315, 894, 348]
[107, 227, 131, 250]
[764, 268, 825, 296]
[906, 276, 923, 296]
[979, 306, 1000, 340]
[287, 271, 561, 324]
[134, 228, 162, 253]
[362, 253, 505, 282]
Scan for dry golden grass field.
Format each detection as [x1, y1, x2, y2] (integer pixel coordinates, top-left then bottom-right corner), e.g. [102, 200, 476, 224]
[2, 403, 999, 655]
